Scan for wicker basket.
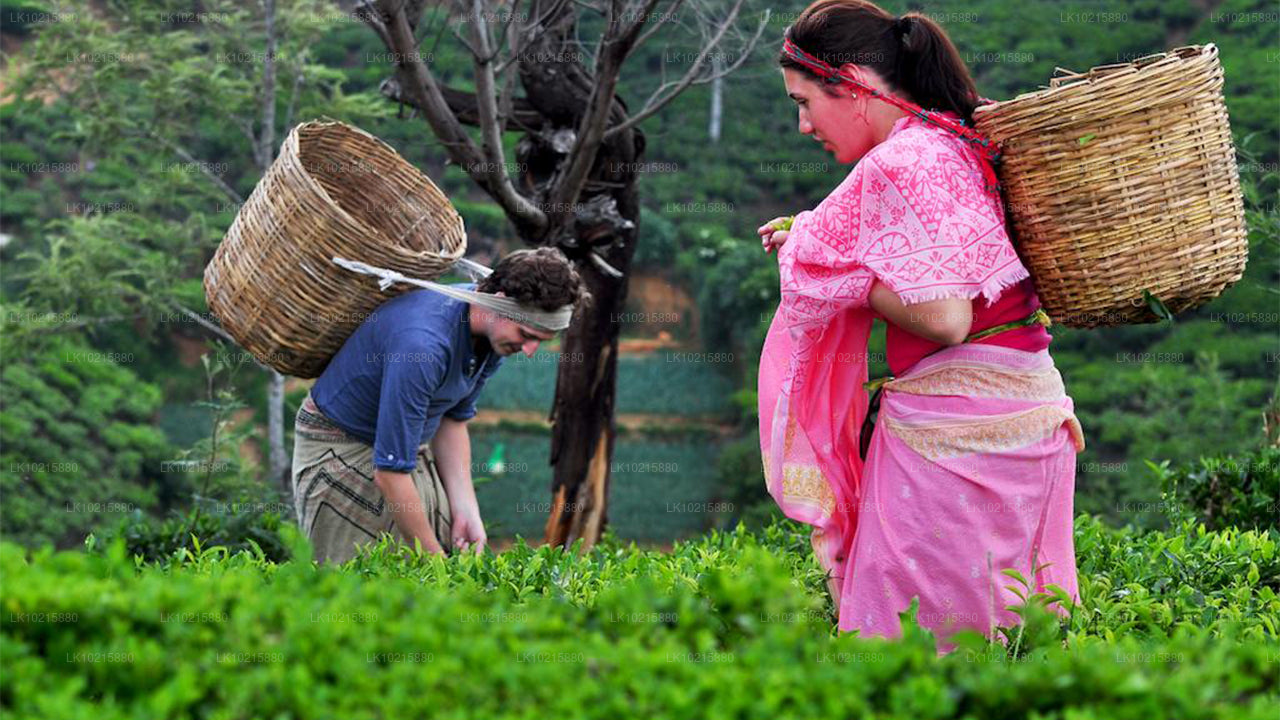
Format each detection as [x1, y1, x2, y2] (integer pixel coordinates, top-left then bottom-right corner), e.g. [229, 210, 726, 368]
[203, 120, 466, 377]
[973, 44, 1248, 328]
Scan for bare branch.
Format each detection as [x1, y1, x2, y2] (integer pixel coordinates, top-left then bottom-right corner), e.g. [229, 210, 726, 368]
[369, 0, 546, 232]
[545, 76, 620, 223]
[470, 0, 510, 170]
[543, 0, 647, 222]
[380, 78, 547, 130]
[617, 0, 664, 45]
[449, 19, 483, 58]
[373, 2, 488, 161]
[495, 0, 576, 74]
[589, 250, 623, 278]
[568, 0, 606, 18]
[605, 1, 767, 140]
[495, 39, 521, 126]
[530, 0, 577, 35]
[353, 0, 395, 47]
[232, 115, 263, 168]
[170, 304, 272, 372]
[494, 0, 524, 51]
[632, 0, 685, 50]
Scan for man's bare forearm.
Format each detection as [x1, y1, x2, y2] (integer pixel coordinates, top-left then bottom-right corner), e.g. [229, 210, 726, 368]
[430, 418, 477, 514]
[373, 469, 444, 554]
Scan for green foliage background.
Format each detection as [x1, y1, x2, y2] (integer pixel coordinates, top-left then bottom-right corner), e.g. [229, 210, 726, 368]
[1, 4, 1275, 711]
[0, 0, 1275, 550]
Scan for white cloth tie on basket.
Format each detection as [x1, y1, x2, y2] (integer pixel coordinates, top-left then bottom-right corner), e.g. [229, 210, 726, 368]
[331, 256, 574, 333]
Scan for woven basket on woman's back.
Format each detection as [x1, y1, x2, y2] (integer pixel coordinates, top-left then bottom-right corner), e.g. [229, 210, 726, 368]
[203, 120, 466, 378]
[973, 44, 1248, 328]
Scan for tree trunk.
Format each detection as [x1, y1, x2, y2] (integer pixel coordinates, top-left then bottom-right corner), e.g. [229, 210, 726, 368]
[709, 57, 723, 143]
[542, 241, 634, 549]
[262, 0, 289, 500]
[268, 370, 289, 494]
[359, 0, 695, 548]
[512, 1, 643, 549]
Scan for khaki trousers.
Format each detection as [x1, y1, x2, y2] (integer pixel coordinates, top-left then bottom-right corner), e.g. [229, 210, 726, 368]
[291, 392, 451, 564]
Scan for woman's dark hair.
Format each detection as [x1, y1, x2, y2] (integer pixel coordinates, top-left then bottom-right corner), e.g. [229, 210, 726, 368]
[779, 0, 980, 125]
[476, 246, 589, 313]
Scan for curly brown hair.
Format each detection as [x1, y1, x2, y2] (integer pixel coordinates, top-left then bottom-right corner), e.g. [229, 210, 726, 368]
[476, 247, 589, 313]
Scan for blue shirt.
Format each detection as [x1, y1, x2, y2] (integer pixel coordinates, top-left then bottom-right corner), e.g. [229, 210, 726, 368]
[310, 284, 503, 472]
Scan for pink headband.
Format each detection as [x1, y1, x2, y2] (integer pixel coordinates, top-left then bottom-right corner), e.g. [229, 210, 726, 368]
[781, 30, 1003, 195]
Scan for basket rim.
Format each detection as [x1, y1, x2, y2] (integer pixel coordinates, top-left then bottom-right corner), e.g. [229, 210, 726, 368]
[974, 43, 1218, 117]
[287, 119, 466, 264]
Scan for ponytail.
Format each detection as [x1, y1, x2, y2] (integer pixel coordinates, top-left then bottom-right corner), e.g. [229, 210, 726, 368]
[895, 14, 979, 125]
[779, 1, 980, 125]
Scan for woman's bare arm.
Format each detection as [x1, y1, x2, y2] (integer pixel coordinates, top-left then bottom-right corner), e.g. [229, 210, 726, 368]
[868, 280, 972, 346]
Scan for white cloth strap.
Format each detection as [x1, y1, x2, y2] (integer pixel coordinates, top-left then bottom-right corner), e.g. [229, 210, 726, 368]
[331, 256, 573, 333]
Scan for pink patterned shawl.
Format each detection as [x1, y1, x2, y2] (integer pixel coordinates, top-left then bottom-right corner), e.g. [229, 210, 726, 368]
[758, 112, 1031, 585]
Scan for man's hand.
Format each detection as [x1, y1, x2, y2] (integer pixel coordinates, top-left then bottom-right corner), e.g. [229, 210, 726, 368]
[431, 417, 486, 554]
[450, 502, 487, 554]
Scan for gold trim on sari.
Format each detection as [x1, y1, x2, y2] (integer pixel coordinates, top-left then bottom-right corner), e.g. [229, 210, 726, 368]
[882, 405, 1085, 462]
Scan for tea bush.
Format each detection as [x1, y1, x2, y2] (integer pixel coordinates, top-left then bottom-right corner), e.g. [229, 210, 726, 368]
[3, 515, 1277, 719]
[94, 500, 294, 566]
[1151, 445, 1279, 533]
[1071, 514, 1279, 642]
[0, 333, 172, 548]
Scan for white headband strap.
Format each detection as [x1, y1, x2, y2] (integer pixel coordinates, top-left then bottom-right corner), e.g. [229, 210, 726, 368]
[331, 256, 574, 333]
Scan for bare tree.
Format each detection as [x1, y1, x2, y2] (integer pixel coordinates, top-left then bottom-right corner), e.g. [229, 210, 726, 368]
[352, 0, 767, 548]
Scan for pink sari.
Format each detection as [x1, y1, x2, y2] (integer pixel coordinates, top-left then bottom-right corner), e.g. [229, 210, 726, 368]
[758, 113, 1086, 649]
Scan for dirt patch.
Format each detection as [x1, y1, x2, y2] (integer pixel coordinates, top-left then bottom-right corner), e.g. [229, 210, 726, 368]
[617, 331, 681, 354]
[471, 408, 733, 435]
[621, 274, 699, 343]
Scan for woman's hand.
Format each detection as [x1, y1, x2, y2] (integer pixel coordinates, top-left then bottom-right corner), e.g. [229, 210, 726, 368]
[758, 216, 793, 254]
[826, 572, 843, 608]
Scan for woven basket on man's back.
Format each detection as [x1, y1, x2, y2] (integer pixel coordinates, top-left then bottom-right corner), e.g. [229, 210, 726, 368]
[973, 44, 1248, 328]
[203, 120, 466, 378]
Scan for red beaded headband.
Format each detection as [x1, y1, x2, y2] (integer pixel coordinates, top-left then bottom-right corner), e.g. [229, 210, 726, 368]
[781, 30, 1003, 195]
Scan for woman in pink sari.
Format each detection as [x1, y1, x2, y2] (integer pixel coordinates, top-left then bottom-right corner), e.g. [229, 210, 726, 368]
[757, 0, 1086, 651]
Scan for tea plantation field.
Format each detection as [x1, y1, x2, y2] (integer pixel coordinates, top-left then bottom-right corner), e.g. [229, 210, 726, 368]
[465, 350, 740, 541]
[471, 429, 731, 541]
[480, 352, 736, 417]
[2, 515, 1277, 719]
